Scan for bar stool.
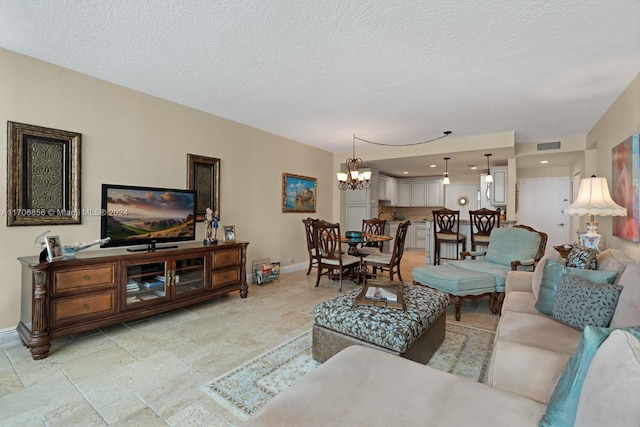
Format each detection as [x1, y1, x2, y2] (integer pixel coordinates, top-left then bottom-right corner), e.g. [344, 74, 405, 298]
[469, 208, 500, 252]
[433, 208, 466, 265]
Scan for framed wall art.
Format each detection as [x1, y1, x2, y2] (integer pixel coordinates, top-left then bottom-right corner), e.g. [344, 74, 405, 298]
[282, 173, 317, 213]
[187, 154, 220, 221]
[7, 121, 81, 226]
[612, 134, 639, 242]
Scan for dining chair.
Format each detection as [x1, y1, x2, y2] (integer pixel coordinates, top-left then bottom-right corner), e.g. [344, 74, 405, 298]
[469, 208, 500, 252]
[302, 217, 320, 275]
[359, 218, 387, 255]
[433, 208, 466, 265]
[313, 221, 360, 291]
[364, 220, 411, 282]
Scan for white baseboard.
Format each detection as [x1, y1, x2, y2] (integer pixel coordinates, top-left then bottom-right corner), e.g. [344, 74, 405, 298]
[0, 326, 20, 346]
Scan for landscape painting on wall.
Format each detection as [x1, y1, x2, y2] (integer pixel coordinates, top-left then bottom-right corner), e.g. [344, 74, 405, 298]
[282, 173, 316, 213]
[612, 134, 639, 242]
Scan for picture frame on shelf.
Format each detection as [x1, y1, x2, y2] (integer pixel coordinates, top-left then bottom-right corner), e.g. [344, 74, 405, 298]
[7, 121, 82, 226]
[187, 154, 220, 222]
[282, 172, 317, 213]
[223, 225, 236, 242]
[44, 234, 64, 262]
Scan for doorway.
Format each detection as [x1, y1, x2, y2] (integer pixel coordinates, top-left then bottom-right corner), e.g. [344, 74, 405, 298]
[517, 177, 571, 252]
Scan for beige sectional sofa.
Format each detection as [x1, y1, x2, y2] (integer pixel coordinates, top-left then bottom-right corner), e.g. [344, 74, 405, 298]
[245, 249, 640, 426]
[487, 248, 640, 404]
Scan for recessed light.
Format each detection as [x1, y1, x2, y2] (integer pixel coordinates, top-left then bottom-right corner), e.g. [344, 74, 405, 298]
[469, 165, 478, 170]
[403, 171, 409, 175]
[540, 160, 549, 164]
[429, 164, 437, 168]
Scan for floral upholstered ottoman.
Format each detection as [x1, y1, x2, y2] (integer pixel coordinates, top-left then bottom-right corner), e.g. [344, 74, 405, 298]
[312, 283, 449, 363]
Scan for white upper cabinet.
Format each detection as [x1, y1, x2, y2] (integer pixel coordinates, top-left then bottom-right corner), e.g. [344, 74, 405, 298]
[490, 167, 508, 206]
[378, 175, 396, 204]
[426, 179, 444, 207]
[411, 180, 427, 206]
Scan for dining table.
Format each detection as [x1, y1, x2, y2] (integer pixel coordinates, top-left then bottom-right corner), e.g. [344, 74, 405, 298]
[341, 233, 392, 284]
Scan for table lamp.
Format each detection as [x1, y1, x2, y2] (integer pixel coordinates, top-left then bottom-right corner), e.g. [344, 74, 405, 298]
[565, 176, 627, 250]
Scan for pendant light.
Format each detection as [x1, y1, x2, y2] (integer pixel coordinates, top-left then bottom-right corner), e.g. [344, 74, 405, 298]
[336, 134, 371, 190]
[484, 154, 494, 183]
[443, 157, 451, 185]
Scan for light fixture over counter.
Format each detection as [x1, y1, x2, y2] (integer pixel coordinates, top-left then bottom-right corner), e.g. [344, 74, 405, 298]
[443, 157, 451, 185]
[337, 135, 371, 191]
[484, 153, 493, 183]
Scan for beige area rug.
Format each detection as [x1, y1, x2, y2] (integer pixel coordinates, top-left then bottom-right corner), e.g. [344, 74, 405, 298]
[201, 323, 495, 421]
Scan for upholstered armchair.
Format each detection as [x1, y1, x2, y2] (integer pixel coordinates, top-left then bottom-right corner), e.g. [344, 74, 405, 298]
[413, 224, 547, 320]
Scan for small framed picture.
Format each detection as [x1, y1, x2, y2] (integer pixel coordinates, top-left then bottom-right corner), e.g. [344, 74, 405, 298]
[44, 235, 64, 261]
[222, 225, 236, 242]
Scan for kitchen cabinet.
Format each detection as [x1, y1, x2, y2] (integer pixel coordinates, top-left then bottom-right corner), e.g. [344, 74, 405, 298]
[413, 222, 427, 248]
[346, 204, 379, 232]
[425, 179, 444, 207]
[378, 175, 396, 204]
[411, 180, 427, 206]
[383, 221, 426, 252]
[398, 181, 412, 206]
[490, 167, 508, 206]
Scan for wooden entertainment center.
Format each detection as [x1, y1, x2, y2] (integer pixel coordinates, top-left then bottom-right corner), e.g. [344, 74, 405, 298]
[17, 241, 249, 360]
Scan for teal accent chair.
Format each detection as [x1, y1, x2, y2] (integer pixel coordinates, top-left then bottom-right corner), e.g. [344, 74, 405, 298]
[413, 224, 548, 320]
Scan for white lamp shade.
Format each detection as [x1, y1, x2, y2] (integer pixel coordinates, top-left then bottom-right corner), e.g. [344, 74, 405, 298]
[336, 172, 348, 182]
[565, 177, 627, 217]
[485, 174, 494, 183]
[361, 170, 372, 180]
[442, 176, 450, 185]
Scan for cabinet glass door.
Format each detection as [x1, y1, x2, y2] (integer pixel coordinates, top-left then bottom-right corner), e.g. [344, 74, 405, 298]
[125, 261, 168, 306]
[174, 256, 206, 296]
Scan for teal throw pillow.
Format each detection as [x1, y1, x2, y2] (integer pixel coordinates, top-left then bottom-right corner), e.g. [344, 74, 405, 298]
[551, 274, 622, 330]
[534, 259, 617, 315]
[565, 244, 598, 270]
[539, 326, 640, 427]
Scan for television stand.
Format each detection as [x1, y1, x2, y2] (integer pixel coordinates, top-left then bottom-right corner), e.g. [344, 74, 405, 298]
[126, 243, 178, 252]
[17, 241, 249, 360]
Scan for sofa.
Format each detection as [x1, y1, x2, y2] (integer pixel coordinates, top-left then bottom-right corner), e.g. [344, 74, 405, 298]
[245, 249, 640, 427]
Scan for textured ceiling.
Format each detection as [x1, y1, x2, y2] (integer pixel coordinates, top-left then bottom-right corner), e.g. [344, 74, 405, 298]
[1, 0, 639, 155]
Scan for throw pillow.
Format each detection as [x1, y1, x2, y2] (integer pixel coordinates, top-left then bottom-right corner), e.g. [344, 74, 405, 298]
[534, 259, 617, 315]
[610, 262, 640, 328]
[551, 274, 622, 330]
[532, 254, 564, 300]
[574, 330, 640, 427]
[565, 244, 598, 270]
[539, 326, 640, 427]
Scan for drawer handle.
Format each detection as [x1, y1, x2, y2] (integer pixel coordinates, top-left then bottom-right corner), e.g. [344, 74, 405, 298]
[83, 275, 91, 281]
[83, 304, 90, 310]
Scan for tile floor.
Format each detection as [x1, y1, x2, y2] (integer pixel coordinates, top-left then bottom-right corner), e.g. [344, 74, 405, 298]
[0, 251, 498, 426]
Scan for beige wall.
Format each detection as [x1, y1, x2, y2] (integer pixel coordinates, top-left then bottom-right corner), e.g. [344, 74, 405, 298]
[587, 72, 640, 259]
[0, 48, 334, 329]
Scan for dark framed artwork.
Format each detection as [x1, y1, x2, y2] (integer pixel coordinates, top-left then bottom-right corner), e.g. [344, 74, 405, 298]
[7, 121, 81, 226]
[187, 154, 220, 221]
[282, 173, 317, 213]
[612, 134, 639, 242]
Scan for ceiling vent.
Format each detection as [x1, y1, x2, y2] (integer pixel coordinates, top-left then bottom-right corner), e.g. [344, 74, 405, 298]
[537, 141, 561, 151]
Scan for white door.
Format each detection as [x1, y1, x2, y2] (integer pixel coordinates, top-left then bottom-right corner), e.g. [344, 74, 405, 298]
[517, 177, 571, 253]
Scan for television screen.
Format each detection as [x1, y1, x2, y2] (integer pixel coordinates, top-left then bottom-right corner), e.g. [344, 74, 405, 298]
[100, 184, 196, 251]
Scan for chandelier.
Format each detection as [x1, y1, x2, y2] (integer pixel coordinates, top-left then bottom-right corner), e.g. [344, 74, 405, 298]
[337, 135, 371, 190]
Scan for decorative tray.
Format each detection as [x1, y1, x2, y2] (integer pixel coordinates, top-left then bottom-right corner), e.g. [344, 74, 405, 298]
[355, 280, 406, 310]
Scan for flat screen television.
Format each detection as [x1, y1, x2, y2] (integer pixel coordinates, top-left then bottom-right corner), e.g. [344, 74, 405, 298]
[100, 184, 196, 251]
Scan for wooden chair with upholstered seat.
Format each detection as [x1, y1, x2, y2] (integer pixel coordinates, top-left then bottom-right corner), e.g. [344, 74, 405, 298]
[364, 220, 411, 282]
[359, 218, 387, 255]
[313, 221, 360, 291]
[469, 208, 500, 253]
[302, 217, 320, 275]
[433, 208, 466, 265]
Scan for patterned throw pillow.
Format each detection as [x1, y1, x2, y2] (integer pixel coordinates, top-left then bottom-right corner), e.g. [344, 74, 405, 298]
[552, 274, 622, 330]
[565, 244, 598, 270]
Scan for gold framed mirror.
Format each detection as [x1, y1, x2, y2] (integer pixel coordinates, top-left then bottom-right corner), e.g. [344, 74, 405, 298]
[457, 195, 469, 207]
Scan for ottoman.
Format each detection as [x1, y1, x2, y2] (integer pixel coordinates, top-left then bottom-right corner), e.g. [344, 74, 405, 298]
[312, 283, 449, 364]
[413, 264, 496, 321]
